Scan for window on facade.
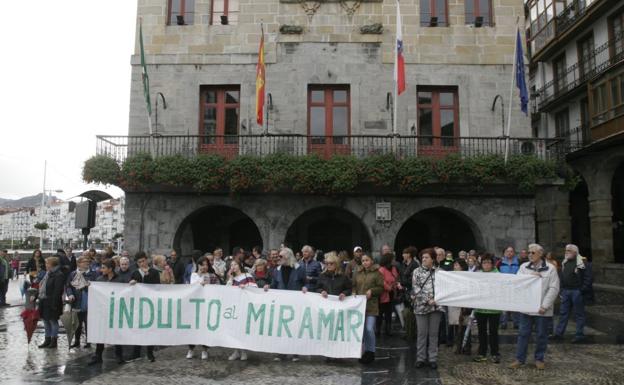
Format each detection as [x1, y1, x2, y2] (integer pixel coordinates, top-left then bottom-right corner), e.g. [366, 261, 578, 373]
[590, 72, 624, 125]
[554, 108, 569, 137]
[308, 86, 350, 142]
[420, 0, 448, 27]
[199, 86, 240, 146]
[417, 87, 459, 147]
[528, 0, 555, 54]
[211, 0, 240, 25]
[465, 0, 493, 26]
[553, 55, 567, 95]
[167, 0, 195, 25]
[577, 34, 595, 79]
[610, 10, 624, 59]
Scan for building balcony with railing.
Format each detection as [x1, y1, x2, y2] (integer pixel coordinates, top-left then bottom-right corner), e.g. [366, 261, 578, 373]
[96, 134, 570, 164]
[536, 30, 624, 112]
[527, 0, 610, 61]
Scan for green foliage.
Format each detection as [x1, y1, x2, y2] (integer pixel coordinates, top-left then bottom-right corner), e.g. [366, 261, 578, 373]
[82, 152, 568, 195]
[34, 222, 49, 231]
[82, 155, 120, 185]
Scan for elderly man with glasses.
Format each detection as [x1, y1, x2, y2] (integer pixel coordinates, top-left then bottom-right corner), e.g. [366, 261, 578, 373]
[552, 244, 592, 343]
[510, 243, 560, 371]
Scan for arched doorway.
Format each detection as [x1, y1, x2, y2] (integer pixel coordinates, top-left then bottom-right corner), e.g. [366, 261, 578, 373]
[173, 206, 262, 256]
[394, 207, 480, 257]
[285, 207, 371, 254]
[569, 175, 592, 260]
[613, 162, 624, 263]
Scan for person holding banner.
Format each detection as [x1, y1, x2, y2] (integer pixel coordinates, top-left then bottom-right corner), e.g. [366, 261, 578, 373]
[412, 249, 443, 369]
[227, 260, 257, 361]
[317, 253, 351, 299]
[510, 243, 560, 370]
[88, 259, 126, 365]
[186, 256, 220, 360]
[473, 255, 502, 364]
[352, 254, 384, 364]
[129, 252, 160, 362]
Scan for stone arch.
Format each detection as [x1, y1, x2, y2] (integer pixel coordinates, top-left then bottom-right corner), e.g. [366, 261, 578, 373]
[173, 205, 263, 256]
[394, 206, 484, 257]
[284, 206, 372, 254]
[569, 173, 592, 259]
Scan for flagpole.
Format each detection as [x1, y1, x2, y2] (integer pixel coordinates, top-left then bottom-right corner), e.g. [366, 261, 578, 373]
[504, 26, 519, 164]
[393, 1, 399, 136]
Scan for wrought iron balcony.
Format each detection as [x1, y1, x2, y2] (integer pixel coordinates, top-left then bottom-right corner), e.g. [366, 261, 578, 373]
[96, 134, 570, 162]
[536, 31, 624, 111]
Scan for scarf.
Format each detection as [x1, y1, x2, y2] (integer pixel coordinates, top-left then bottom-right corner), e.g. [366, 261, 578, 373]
[71, 269, 89, 291]
[38, 266, 59, 300]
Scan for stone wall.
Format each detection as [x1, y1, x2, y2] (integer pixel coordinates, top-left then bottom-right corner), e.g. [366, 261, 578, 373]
[123, 192, 536, 257]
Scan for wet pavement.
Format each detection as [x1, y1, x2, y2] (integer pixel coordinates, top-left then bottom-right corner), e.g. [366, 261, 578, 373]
[1, 278, 623, 385]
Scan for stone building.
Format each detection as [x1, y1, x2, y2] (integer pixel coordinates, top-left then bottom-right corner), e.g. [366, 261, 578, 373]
[528, 0, 624, 285]
[103, 0, 568, 260]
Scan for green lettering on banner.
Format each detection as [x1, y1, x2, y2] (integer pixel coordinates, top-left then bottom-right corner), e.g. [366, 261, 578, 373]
[157, 298, 173, 328]
[177, 298, 191, 329]
[268, 302, 275, 336]
[347, 309, 363, 342]
[246, 303, 266, 335]
[139, 297, 154, 329]
[333, 309, 345, 341]
[108, 293, 115, 329]
[207, 299, 221, 331]
[317, 308, 335, 341]
[118, 297, 135, 329]
[277, 305, 294, 338]
[297, 307, 313, 339]
[189, 298, 205, 329]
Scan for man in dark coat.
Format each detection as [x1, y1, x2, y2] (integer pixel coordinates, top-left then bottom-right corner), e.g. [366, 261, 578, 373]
[129, 252, 160, 361]
[168, 249, 187, 284]
[38, 257, 66, 349]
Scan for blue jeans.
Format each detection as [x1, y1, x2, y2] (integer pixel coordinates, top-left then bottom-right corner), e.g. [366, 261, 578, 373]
[43, 319, 59, 337]
[555, 289, 585, 337]
[515, 313, 549, 363]
[500, 311, 519, 327]
[363, 316, 376, 353]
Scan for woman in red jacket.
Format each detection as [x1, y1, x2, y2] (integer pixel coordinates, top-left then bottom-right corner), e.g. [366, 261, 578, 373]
[377, 253, 400, 336]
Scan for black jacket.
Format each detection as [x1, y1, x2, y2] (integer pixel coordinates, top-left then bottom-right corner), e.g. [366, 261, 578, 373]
[316, 271, 352, 296]
[171, 257, 189, 284]
[39, 268, 65, 321]
[131, 268, 160, 284]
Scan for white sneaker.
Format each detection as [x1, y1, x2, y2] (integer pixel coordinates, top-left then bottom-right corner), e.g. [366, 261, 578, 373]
[291, 356, 300, 362]
[201, 350, 208, 360]
[228, 350, 240, 361]
[273, 357, 282, 361]
[186, 350, 194, 359]
[240, 351, 247, 361]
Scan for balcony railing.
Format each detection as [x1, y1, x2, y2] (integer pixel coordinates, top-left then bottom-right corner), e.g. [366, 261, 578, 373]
[537, 31, 624, 111]
[96, 134, 570, 163]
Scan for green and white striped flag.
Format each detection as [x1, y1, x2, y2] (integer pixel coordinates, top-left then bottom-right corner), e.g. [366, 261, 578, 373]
[139, 20, 152, 116]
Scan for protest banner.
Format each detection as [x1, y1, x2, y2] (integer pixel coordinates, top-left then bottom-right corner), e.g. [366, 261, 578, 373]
[434, 270, 541, 313]
[87, 283, 366, 358]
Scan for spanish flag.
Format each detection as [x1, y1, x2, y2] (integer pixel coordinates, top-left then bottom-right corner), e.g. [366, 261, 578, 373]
[256, 25, 265, 126]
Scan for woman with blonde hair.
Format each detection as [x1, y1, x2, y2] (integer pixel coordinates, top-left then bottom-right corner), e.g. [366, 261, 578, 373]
[317, 253, 351, 299]
[251, 258, 272, 288]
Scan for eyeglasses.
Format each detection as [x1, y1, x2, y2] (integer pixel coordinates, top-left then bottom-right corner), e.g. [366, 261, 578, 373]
[326, 262, 336, 265]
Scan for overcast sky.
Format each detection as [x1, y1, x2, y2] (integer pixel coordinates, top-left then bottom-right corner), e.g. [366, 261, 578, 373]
[0, 1, 138, 201]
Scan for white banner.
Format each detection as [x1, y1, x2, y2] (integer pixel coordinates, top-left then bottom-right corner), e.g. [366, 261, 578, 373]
[87, 283, 367, 358]
[434, 271, 542, 313]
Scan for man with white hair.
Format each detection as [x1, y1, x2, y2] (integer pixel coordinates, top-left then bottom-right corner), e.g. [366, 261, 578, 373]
[510, 243, 560, 370]
[301, 245, 321, 292]
[552, 244, 591, 343]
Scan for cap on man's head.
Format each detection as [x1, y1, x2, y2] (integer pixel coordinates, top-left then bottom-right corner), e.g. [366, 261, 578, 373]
[353, 246, 363, 253]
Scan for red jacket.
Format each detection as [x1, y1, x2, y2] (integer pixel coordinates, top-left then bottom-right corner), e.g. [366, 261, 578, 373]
[378, 266, 398, 304]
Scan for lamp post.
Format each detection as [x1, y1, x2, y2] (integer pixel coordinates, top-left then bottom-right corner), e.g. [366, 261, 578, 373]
[39, 188, 63, 251]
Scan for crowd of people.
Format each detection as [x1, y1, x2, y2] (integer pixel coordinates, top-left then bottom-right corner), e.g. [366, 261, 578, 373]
[1, 241, 593, 370]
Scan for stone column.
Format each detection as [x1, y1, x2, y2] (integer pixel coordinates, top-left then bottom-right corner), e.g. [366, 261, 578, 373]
[535, 185, 571, 257]
[587, 197, 614, 268]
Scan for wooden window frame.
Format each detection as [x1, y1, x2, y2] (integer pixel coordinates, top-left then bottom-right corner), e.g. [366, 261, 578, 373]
[167, 0, 194, 26]
[588, 70, 624, 126]
[420, 0, 449, 27]
[210, 0, 238, 26]
[554, 108, 569, 137]
[553, 54, 567, 95]
[608, 7, 624, 61]
[417, 86, 459, 152]
[465, 0, 494, 26]
[199, 85, 240, 155]
[577, 32, 595, 80]
[307, 85, 351, 158]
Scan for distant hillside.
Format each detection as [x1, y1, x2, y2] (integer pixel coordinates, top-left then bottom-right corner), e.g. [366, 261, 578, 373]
[0, 194, 57, 209]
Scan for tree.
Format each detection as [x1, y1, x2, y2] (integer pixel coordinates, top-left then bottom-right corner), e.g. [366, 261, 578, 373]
[34, 222, 49, 231]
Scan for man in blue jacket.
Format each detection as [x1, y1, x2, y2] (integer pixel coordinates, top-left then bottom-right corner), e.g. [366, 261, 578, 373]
[552, 244, 592, 343]
[498, 246, 520, 329]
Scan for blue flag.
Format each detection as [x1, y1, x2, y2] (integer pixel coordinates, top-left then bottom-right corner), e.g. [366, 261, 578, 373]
[515, 29, 528, 115]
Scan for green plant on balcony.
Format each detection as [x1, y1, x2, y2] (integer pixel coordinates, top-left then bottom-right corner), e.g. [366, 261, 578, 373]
[34, 222, 49, 231]
[83, 152, 566, 194]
